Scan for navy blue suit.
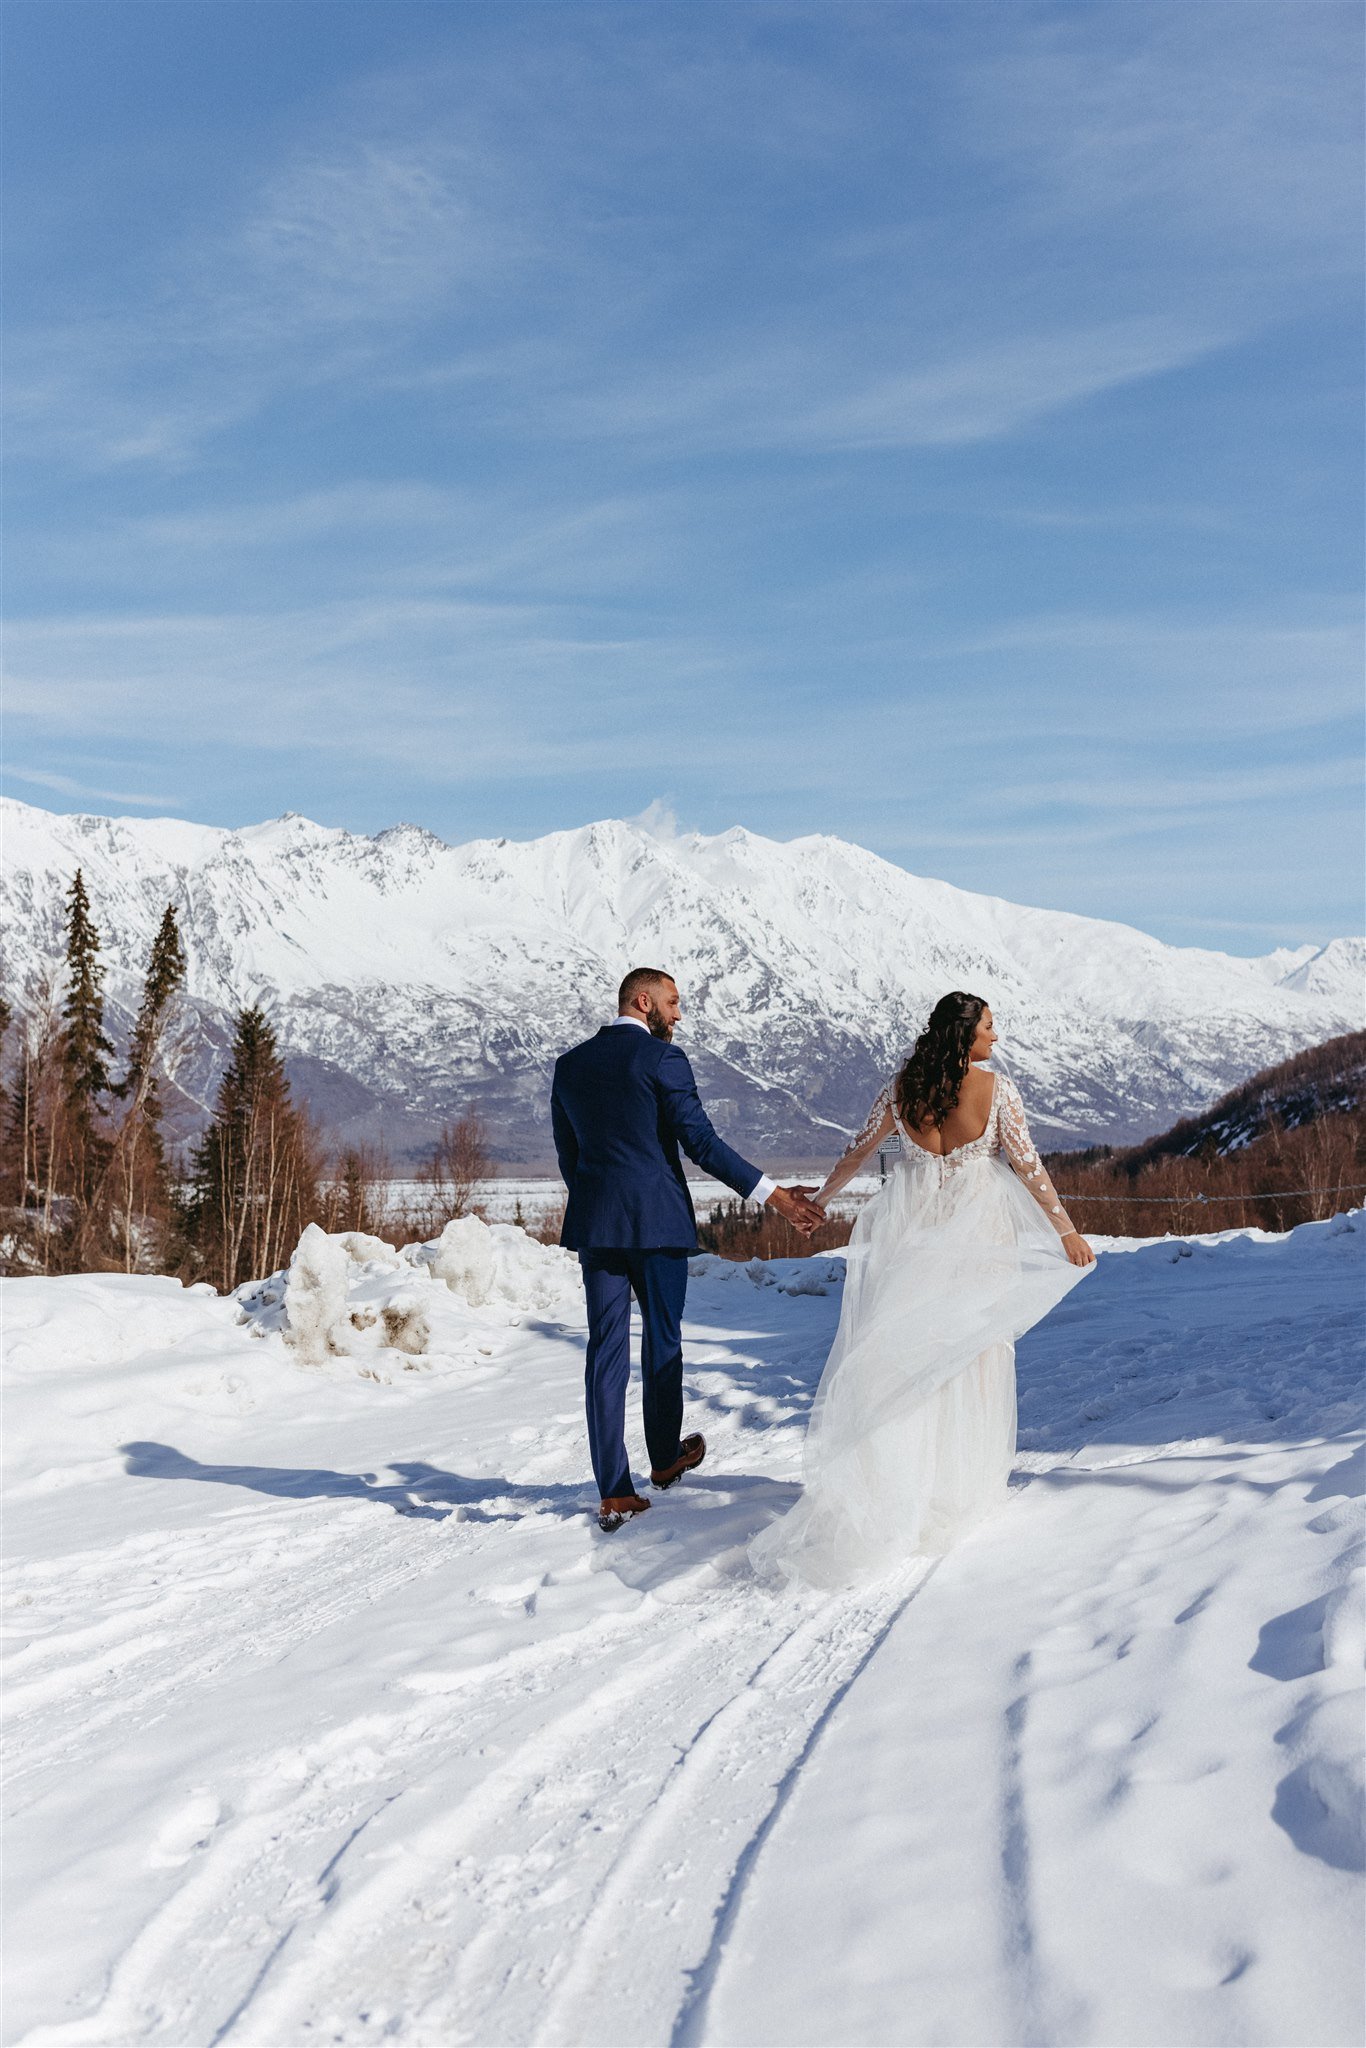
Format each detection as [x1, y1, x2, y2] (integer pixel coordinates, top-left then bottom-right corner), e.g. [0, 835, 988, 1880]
[551, 1024, 764, 1497]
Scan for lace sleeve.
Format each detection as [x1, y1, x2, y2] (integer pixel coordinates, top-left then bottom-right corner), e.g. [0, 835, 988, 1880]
[815, 1079, 896, 1207]
[997, 1076, 1078, 1237]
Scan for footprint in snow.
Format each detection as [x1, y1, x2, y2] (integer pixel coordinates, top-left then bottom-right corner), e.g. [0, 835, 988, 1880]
[146, 1788, 223, 1867]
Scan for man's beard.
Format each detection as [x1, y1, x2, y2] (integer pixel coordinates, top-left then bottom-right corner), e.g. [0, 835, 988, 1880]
[646, 1001, 674, 1040]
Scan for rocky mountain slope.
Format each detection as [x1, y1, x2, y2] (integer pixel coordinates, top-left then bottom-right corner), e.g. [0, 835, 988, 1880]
[1069, 1030, 1366, 1170]
[2, 798, 1361, 1164]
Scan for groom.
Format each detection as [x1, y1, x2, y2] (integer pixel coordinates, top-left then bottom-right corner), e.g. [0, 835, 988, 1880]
[552, 968, 824, 1531]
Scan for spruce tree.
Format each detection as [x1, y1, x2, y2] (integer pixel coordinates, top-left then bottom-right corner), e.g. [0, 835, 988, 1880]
[60, 869, 114, 1218]
[122, 905, 187, 1135]
[336, 1148, 367, 1233]
[111, 904, 188, 1268]
[62, 870, 113, 1104]
[189, 1006, 315, 1288]
[2, 1031, 30, 1213]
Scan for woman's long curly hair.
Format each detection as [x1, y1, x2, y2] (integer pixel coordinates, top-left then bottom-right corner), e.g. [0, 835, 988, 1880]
[896, 991, 988, 1131]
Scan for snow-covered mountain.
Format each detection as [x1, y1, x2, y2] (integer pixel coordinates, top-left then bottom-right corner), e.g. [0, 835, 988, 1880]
[2, 797, 1361, 1163]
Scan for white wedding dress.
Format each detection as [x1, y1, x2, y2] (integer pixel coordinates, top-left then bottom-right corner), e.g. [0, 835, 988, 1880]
[751, 1070, 1091, 1590]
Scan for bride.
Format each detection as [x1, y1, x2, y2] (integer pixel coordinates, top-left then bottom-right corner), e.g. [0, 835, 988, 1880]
[752, 991, 1095, 1589]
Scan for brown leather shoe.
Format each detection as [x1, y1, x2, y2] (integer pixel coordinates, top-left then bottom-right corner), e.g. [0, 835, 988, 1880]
[650, 1433, 706, 1490]
[598, 1492, 651, 1532]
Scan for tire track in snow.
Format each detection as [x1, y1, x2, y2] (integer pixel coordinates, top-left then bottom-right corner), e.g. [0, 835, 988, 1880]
[999, 1649, 1049, 2047]
[5, 1504, 455, 1793]
[653, 1567, 933, 2048]
[16, 1582, 718, 2046]
[205, 1606, 742, 2045]
[46, 1566, 930, 2047]
[231, 1566, 931, 2048]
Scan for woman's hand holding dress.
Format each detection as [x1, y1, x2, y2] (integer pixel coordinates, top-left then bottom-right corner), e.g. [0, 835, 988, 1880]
[997, 1076, 1096, 1267]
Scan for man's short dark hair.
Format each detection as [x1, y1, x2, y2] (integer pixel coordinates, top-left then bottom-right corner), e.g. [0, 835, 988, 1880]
[618, 966, 673, 1012]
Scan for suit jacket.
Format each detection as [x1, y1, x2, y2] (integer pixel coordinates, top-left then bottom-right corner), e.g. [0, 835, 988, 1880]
[551, 1026, 763, 1252]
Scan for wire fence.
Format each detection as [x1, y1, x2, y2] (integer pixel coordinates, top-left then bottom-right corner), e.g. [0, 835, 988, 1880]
[1055, 1182, 1366, 1205]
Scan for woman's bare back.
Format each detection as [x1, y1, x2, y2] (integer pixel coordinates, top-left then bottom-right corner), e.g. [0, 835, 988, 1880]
[901, 1063, 996, 1155]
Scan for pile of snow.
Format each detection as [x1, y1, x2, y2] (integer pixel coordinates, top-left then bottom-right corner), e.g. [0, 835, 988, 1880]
[3, 1271, 222, 1375]
[232, 1214, 584, 1375]
[281, 1224, 355, 1364]
[686, 1253, 845, 1295]
[2, 1274, 291, 1480]
[420, 1213, 581, 1314]
[279, 1224, 432, 1368]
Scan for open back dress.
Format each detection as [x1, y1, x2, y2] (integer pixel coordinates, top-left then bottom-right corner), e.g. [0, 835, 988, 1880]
[751, 1070, 1091, 1589]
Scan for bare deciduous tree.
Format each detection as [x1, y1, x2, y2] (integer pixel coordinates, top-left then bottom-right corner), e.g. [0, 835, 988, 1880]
[319, 1142, 393, 1238]
[417, 1112, 491, 1231]
[1, 963, 70, 1273]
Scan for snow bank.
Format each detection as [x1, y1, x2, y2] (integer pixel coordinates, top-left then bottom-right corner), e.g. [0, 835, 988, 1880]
[2, 1271, 224, 1374]
[227, 1216, 586, 1375]
[1281, 1689, 1366, 1874]
[2, 1274, 288, 1479]
[332, 1229, 402, 1267]
[684, 1253, 845, 1295]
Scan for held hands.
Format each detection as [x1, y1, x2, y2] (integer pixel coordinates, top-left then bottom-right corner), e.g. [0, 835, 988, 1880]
[1062, 1231, 1096, 1268]
[766, 1183, 827, 1237]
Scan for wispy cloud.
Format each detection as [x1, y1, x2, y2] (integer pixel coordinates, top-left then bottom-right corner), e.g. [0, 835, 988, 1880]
[951, 6, 1362, 275]
[540, 316, 1233, 453]
[133, 483, 463, 551]
[989, 761, 1364, 816]
[3, 766, 182, 808]
[2, 597, 742, 782]
[227, 137, 512, 337]
[13, 7, 1340, 477]
[6, 588, 1359, 794]
[6, 130, 526, 472]
[915, 611, 1364, 736]
[789, 319, 1231, 452]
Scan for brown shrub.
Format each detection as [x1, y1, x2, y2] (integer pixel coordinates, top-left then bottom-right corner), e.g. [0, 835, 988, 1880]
[696, 1197, 855, 1261]
[1047, 1108, 1366, 1238]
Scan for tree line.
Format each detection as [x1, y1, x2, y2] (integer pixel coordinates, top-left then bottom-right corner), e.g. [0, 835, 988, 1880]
[1040, 1028, 1366, 1238]
[1041, 1101, 1365, 1239]
[1, 871, 491, 1286]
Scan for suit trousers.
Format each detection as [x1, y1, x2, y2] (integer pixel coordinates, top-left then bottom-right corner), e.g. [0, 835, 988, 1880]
[578, 1248, 690, 1499]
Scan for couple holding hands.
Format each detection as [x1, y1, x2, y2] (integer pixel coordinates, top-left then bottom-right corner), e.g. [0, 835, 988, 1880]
[551, 967, 1092, 1586]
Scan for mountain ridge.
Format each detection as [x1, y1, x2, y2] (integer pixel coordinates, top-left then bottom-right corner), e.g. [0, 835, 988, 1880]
[1054, 1028, 1366, 1170]
[2, 796, 1360, 1165]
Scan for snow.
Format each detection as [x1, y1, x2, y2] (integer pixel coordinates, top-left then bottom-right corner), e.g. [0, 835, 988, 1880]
[3, 1217, 1362, 2047]
[420, 1213, 582, 1317]
[281, 1223, 355, 1364]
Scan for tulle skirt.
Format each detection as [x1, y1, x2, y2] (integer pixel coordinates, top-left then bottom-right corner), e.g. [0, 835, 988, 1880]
[751, 1150, 1090, 1589]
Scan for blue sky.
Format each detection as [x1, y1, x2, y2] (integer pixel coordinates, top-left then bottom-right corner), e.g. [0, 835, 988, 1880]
[4, 1, 1362, 951]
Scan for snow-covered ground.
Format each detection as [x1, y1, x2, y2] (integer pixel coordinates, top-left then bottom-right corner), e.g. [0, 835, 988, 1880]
[3, 1215, 1362, 2048]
